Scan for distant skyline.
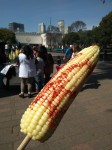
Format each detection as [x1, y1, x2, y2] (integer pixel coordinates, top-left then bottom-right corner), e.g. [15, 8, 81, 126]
[0, 0, 112, 32]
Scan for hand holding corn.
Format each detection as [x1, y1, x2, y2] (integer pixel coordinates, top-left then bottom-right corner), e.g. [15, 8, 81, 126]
[17, 45, 100, 150]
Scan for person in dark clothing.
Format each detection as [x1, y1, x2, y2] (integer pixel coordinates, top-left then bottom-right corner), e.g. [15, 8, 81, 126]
[37, 45, 54, 84]
[0, 42, 8, 88]
[5, 66, 16, 89]
[44, 53, 54, 84]
[0, 42, 16, 89]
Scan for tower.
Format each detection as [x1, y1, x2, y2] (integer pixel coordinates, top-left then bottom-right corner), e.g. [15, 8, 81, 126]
[57, 20, 64, 34]
[38, 23, 46, 34]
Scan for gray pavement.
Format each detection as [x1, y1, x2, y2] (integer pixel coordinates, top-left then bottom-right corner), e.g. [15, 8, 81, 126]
[0, 60, 112, 150]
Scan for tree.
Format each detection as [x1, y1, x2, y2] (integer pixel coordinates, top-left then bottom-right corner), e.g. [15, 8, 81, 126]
[98, 11, 112, 47]
[47, 33, 62, 46]
[70, 21, 86, 32]
[77, 30, 89, 46]
[0, 28, 16, 44]
[62, 32, 80, 45]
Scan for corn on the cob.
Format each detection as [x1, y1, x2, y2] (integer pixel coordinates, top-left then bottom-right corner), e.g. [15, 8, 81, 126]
[20, 45, 100, 141]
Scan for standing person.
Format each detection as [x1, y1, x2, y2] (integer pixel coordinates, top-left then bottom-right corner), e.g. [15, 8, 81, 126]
[35, 50, 45, 93]
[17, 45, 36, 98]
[63, 45, 73, 61]
[1, 64, 16, 90]
[0, 42, 16, 90]
[44, 53, 54, 84]
[37, 45, 54, 84]
[0, 42, 8, 89]
[71, 44, 78, 58]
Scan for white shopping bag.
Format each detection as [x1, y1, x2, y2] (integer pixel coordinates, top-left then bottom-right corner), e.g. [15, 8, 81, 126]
[0, 65, 12, 75]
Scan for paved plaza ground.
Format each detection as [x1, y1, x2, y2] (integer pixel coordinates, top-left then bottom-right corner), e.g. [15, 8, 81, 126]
[0, 57, 112, 150]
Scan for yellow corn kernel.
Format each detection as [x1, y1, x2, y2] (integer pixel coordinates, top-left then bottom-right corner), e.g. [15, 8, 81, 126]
[20, 45, 100, 141]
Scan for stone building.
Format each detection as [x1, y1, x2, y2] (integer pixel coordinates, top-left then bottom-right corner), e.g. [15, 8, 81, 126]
[15, 32, 62, 47]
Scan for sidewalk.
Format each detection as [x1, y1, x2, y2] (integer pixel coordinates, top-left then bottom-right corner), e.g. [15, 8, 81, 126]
[0, 60, 112, 150]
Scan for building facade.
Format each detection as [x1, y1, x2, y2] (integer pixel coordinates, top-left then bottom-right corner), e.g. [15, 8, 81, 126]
[15, 32, 62, 47]
[15, 32, 43, 45]
[64, 26, 70, 34]
[38, 23, 46, 34]
[12, 20, 67, 47]
[9, 22, 24, 32]
[57, 20, 65, 34]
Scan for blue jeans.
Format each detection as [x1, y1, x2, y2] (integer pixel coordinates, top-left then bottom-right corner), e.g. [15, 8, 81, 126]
[34, 74, 44, 92]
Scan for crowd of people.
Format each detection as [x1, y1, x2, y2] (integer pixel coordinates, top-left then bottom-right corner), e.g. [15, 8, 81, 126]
[17, 44, 54, 98]
[0, 42, 78, 98]
[0, 43, 54, 98]
[63, 44, 78, 61]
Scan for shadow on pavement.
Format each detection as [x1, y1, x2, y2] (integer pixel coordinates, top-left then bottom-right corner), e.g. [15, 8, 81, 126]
[81, 61, 112, 91]
[0, 85, 20, 98]
[0, 84, 37, 98]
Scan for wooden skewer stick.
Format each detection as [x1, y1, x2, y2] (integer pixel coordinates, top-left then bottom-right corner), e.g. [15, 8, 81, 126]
[17, 136, 31, 150]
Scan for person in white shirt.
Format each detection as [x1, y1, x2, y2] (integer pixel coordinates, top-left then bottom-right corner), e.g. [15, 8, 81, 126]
[17, 45, 36, 98]
[71, 44, 78, 58]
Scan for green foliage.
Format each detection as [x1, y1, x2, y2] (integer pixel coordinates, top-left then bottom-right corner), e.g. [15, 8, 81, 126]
[70, 21, 86, 32]
[0, 28, 16, 44]
[62, 32, 80, 45]
[62, 11, 112, 47]
[62, 20, 87, 46]
[98, 11, 112, 46]
[77, 30, 91, 45]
